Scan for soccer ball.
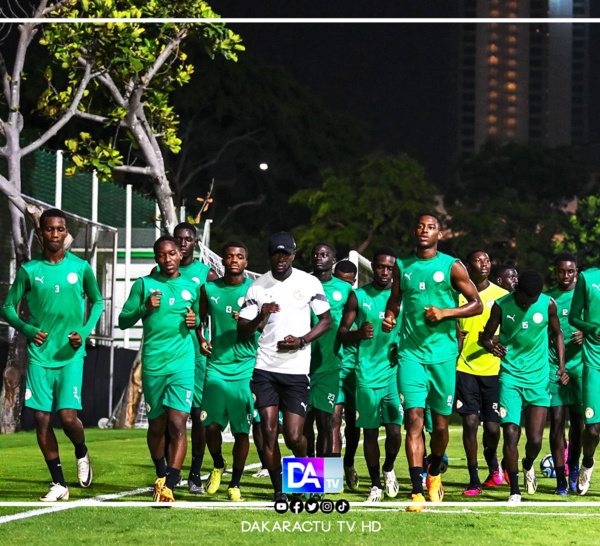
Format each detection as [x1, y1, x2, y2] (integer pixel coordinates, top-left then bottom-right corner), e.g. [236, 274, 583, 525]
[540, 455, 555, 478]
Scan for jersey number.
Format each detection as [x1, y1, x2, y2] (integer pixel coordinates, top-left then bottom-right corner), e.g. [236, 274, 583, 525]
[522, 321, 529, 329]
[55, 285, 60, 293]
[226, 306, 233, 313]
[419, 282, 426, 290]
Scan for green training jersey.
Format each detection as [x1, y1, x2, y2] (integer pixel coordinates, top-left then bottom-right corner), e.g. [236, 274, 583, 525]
[310, 276, 353, 375]
[354, 283, 401, 387]
[2, 252, 104, 368]
[397, 252, 460, 364]
[118, 272, 200, 376]
[204, 277, 257, 380]
[570, 269, 600, 369]
[496, 292, 551, 388]
[180, 259, 213, 358]
[341, 326, 359, 373]
[546, 287, 583, 378]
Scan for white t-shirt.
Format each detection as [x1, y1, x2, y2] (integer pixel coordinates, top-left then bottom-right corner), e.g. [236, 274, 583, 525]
[239, 268, 330, 374]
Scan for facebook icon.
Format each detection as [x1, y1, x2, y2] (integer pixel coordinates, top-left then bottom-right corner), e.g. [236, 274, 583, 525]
[282, 457, 344, 494]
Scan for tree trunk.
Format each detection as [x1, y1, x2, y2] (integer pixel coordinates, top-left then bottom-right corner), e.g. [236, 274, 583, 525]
[153, 173, 178, 236]
[0, 194, 31, 433]
[112, 346, 143, 429]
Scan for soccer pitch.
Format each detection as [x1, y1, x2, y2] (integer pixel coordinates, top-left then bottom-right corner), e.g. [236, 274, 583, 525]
[1, 425, 600, 545]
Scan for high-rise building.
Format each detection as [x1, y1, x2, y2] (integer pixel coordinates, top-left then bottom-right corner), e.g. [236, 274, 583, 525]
[458, 0, 589, 154]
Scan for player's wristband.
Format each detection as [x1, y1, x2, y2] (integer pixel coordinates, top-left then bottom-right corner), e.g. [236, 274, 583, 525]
[299, 337, 307, 349]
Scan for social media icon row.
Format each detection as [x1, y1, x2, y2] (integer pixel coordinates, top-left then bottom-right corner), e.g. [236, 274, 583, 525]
[274, 498, 350, 515]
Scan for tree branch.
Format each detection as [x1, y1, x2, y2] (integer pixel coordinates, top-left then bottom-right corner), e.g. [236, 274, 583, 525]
[217, 194, 266, 227]
[0, 50, 10, 103]
[112, 165, 153, 176]
[37, 0, 72, 17]
[21, 60, 94, 156]
[74, 110, 110, 124]
[95, 70, 127, 108]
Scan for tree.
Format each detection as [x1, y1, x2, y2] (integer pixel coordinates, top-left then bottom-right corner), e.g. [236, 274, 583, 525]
[554, 193, 600, 270]
[445, 141, 589, 272]
[290, 153, 437, 260]
[0, 1, 100, 433]
[40, 0, 243, 235]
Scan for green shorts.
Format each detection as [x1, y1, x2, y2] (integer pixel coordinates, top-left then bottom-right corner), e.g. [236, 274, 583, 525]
[397, 358, 456, 416]
[549, 374, 583, 414]
[337, 368, 357, 417]
[201, 375, 253, 434]
[192, 355, 207, 409]
[308, 369, 339, 414]
[583, 365, 600, 425]
[499, 380, 550, 425]
[355, 380, 403, 429]
[143, 369, 194, 420]
[24, 360, 84, 412]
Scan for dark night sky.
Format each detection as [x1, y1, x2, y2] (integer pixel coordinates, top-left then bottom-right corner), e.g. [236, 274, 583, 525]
[209, 1, 600, 188]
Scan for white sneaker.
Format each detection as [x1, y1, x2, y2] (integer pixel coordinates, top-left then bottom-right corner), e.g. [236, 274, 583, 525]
[577, 461, 595, 496]
[523, 461, 537, 494]
[253, 468, 269, 478]
[365, 486, 383, 503]
[189, 481, 206, 495]
[508, 493, 521, 504]
[40, 483, 70, 502]
[383, 469, 399, 498]
[76, 452, 92, 488]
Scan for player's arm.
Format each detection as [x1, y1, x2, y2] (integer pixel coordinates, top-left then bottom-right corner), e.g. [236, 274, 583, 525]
[1, 267, 41, 343]
[186, 289, 200, 329]
[238, 285, 280, 338]
[277, 309, 332, 351]
[569, 275, 600, 341]
[118, 279, 151, 330]
[339, 292, 374, 344]
[548, 298, 568, 385]
[77, 263, 105, 342]
[383, 262, 402, 332]
[480, 303, 506, 358]
[196, 284, 212, 355]
[426, 261, 483, 323]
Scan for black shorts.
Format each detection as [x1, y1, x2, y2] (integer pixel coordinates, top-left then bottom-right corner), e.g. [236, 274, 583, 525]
[454, 371, 500, 423]
[250, 368, 310, 418]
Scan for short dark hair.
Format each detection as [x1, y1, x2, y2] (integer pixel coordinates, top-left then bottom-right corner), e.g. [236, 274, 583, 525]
[465, 249, 489, 264]
[517, 269, 544, 297]
[39, 208, 67, 229]
[153, 235, 180, 254]
[334, 260, 358, 275]
[415, 211, 442, 229]
[222, 240, 248, 257]
[174, 222, 197, 238]
[494, 264, 517, 278]
[373, 246, 398, 261]
[554, 252, 577, 267]
[312, 242, 337, 258]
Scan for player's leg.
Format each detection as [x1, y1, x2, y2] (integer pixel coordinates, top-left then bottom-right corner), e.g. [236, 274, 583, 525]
[280, 372, 309, 458]
[522, 404, 547, 495]
[147, 412, 168, 500]
[499, 381, 524, 501]
[188, 357, 207, 492]
[380, 383, 403, 499]
[303, 411, 316, 457]
[568, 410, 584, 491]
[331, 402, 344, 456]
[340, 371, 361, 489]
[313, 409, 333, 457]
[161, 407, 190, 500]
[258, 405, 283, 498]
[455, 370, 482, 494]
[252, 415, 269, 477]
[480, 375, 502, 487]
[578, 365, 600, 494]
[550, 404, 568, 494]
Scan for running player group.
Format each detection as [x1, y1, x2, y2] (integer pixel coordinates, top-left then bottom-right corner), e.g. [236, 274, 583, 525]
[3, 209, 600, 511]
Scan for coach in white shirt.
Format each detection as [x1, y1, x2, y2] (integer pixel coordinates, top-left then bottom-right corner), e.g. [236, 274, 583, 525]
[238, 232, 332, 502]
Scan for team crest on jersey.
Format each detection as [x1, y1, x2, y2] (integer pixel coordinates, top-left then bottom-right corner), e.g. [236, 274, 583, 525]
[586, 407, 595, 419]
[355, 411, 360, 420]
[252, 393, 257, 402]
[67, 272, 78, 284]
[181, 289, 192, 301]
[238, 297, 245, 307]
[533, 312, 543, 324]
[25, 389, 32, 400]
[486, 299, 494, 308]
[192, 277, 200, 285]
[200, 410, 208, 421]
[500, 407, 507, 418]
[146, 403, 151, 413]
[456, 400, 463, 409]
[433, 271, 445, 283]
[293, 289, 303, 300]
[332, 291, 343, 301]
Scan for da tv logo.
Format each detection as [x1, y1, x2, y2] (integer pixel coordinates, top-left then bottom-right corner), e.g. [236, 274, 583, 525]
[282, 457, 344, 494]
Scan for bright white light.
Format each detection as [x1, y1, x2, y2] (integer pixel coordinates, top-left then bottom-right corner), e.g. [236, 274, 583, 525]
[259, 163, 268, 171]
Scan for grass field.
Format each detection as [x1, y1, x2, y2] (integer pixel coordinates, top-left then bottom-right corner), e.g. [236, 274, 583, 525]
[1, 423, 600, 545]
